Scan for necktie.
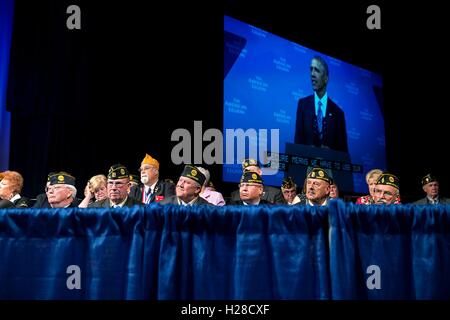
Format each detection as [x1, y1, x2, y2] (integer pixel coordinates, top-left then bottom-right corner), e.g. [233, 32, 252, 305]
[317, 101, 323, 139]
[145, 188, 152, 204]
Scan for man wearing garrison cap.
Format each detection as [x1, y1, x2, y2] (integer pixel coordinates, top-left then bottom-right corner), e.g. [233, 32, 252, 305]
[32, 172, 57, 208]
[296, 167, 333, 206]
[159, 165, 211, 206]
[372, 173, 401, 205]
[129, 154, 175, 204]
[228, 171, 271, 205]
[281, 176, 301, 205]
[45, 172, 79, 208]
[129, 174, 141, 189]
[89, 164, 141, 208]
[413, 174, 450, 205]
[229, 158, 285, 204]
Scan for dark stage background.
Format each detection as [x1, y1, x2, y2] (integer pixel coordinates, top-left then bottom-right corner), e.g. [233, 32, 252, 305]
[5, 0, 449, 202]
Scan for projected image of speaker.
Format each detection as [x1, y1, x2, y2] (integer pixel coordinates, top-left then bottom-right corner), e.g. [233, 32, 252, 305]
[223, 15, 384, 194]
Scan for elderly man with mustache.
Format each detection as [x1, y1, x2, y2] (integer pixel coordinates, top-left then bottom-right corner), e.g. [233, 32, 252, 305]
[296, 167, 332, 206]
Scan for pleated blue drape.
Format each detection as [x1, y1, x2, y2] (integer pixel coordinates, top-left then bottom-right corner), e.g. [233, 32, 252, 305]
[0, 204, 329, 299]
[1, 201, 450, 299]
[329, 201, 450, 299]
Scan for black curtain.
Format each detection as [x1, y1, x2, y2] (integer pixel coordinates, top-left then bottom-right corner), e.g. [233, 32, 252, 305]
[7, 1, 223, 198]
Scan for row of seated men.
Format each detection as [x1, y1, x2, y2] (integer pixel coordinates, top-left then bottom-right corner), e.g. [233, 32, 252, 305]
[0, 154, 448, 208]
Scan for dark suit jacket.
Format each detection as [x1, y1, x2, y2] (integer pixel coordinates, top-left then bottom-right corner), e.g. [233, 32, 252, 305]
[0, 199, 14, 208]
[129, 179, 175, 204]
[0, 197, 31, 208]
[33, 194, 81, 208]
[230, 185, 285, 204]
[66, 201, 81, 208]
[88, 196, 142, 208]
[227, 199, 271, 205]
[33, 192, 50, 208]
[294, 95, 348, 153]
[413, 196, 450, 205]
[159, 195, 212, 205]
[13, 197, 31, 208]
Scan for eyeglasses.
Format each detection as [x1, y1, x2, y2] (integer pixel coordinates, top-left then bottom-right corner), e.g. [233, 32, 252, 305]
[45, 185, 66, 192]
[138, 166, 154, 172]
[107, 181, 128, 188]
[239, 183, 261, 188]
[374, 188, 395, 197]
[307, 180, 325, 187]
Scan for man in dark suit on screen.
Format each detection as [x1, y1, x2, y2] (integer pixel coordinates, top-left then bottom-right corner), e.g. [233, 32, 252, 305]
[294, 56, 348, 153]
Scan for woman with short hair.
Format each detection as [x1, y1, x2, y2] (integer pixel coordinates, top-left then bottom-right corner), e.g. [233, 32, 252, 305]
[78, 174, 108, 208]
[0, 171, 30, 208]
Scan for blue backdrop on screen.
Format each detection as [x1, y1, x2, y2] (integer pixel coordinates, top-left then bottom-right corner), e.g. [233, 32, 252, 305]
[223, 16, 385, 193]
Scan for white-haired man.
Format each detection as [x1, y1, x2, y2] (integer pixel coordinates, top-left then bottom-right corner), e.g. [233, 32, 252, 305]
[414, 174, 450, 205]
[46, 172, 79, 208]
[160, 165, 211, 206]
[129, 153, 175, 204]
